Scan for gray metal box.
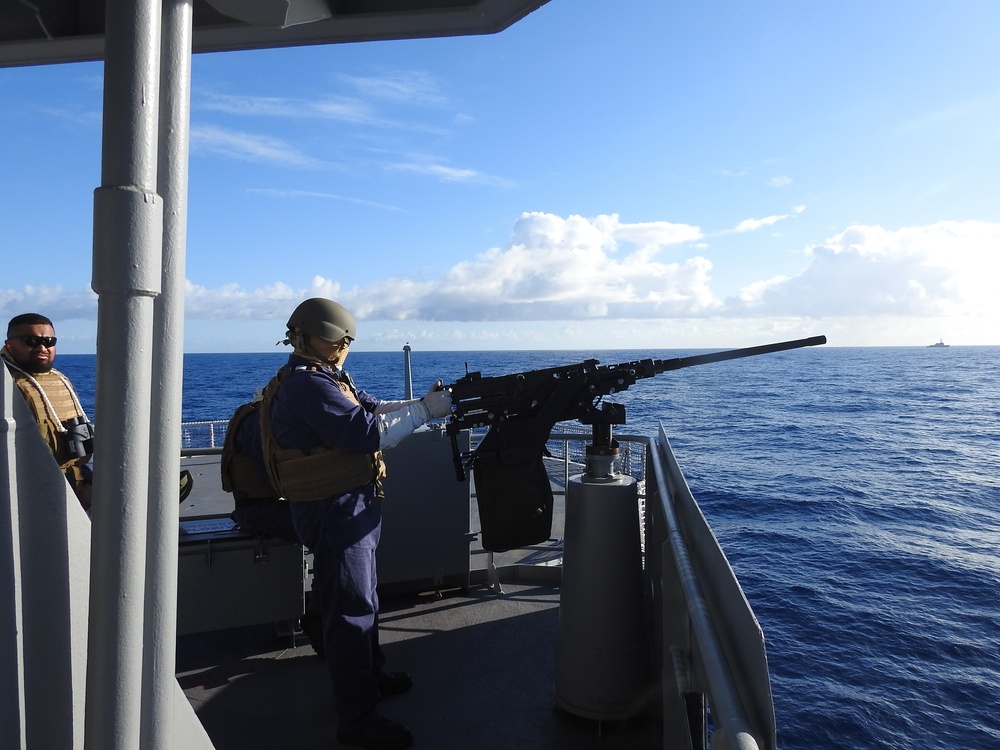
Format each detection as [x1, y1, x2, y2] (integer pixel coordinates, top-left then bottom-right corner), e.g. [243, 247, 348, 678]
[176, 518, 305, 636]
[378, 425, 472, 590]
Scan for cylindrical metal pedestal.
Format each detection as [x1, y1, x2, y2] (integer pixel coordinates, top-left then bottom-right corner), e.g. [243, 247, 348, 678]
[555, 474, 650, 720]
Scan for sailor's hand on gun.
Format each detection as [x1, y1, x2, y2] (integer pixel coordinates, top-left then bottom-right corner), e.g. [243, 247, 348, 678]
[421, 380, 453, 419]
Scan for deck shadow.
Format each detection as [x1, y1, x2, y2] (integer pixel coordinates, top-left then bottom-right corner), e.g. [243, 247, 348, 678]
[178, 582, 660, 750]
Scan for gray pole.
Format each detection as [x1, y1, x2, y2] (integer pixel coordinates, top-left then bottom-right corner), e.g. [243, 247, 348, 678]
[86, 0, 163, 748]
[141, 1, 193, 748]
[404, 343, 413, 399]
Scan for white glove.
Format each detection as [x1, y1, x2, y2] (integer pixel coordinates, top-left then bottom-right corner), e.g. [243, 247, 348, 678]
[374, 381, 452, 416]
[374, 399, 414, 415]
[421, 381, 453, 419]
[377, 402, 431, 449]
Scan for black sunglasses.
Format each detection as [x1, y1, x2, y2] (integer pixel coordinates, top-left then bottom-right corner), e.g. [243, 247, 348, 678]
[12, 335, 57, 348]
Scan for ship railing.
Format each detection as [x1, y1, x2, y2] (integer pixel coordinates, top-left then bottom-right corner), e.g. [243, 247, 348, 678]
[177, 420, 643, 467]
[643, 422, 776, 750]
[180, 420, 228, 451]
[178, 421, 646, 479]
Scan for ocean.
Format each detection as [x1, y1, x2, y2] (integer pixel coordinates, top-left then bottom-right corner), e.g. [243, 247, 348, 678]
[56, 345, 1000, 749]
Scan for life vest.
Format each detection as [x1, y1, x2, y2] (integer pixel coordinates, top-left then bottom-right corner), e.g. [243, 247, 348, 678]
[220, 398, 279, 502]
[2, 349, 94, 470]
[258, 364, 386, 502]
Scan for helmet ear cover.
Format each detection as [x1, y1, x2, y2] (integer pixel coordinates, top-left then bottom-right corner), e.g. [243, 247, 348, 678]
[286, 298, 357, 343]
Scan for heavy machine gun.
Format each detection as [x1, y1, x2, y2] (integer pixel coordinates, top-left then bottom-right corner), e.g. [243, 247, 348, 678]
[443, 335, 826, 551]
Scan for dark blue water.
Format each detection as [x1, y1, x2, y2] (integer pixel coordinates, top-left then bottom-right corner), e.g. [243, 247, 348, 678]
[56, 346, 1000, 749]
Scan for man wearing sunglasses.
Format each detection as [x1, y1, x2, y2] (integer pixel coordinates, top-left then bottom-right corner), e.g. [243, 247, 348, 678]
[2, 312, 96, 510]
[256, 297, 452, 750]
[3, 313, 194, 512]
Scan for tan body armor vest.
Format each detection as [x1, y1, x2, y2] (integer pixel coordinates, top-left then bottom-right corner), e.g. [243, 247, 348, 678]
[258, 365, 386, 502]
[2, 352, 91, 469]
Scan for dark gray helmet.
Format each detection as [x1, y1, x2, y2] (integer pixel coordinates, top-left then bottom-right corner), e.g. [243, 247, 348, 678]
[286, 298, 356, 342]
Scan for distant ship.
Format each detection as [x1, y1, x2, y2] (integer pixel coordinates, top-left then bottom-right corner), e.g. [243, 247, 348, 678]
[929, 339, 950, 348]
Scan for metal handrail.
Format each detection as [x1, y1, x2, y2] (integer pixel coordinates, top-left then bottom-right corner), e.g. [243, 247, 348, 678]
[180, 419, 228, 450]
[178, 421, 648, 475]
[647, 426, 774, 750]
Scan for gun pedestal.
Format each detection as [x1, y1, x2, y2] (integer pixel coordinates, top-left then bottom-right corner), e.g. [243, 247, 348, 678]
[555, 425, 650, 720]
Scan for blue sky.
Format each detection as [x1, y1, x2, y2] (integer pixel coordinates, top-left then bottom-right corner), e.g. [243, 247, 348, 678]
[1, 0, 998, 352]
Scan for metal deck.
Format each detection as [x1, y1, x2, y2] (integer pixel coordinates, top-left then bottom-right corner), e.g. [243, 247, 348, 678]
[176, 579, 660, 750]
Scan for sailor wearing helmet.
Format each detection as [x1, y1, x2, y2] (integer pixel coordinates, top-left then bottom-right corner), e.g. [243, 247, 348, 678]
[258, 298, 452, 750]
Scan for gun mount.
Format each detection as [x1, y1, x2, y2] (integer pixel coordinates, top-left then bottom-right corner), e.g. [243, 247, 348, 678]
[444, 334, 826, 551]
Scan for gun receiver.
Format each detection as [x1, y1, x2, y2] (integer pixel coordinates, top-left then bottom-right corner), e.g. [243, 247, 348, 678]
[444, 334, 826, 551]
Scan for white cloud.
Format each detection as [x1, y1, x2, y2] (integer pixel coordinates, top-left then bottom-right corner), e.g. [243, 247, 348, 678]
[248, 188, 404, 213]
[728, 206, 803, 234]
[386, 159, 517, 188]
[198, 79, 451, 133]
[713, 167, 749, 177]
[179, 212, 712, 323]
[199, 94, 303, 117]
[337, 71, 449, 107]
[0, 285, 97, 321]
[731, 220, 1000, 318]
[200, 92, 378, 124]
[200, 70, 451, 119]
[8, 216, 997, 349]
[301, 213, 710, 322]
[183, 279, 309, 321]
[732, 215, 786, 233]
[190, 125, 322, 168]
[176, 216, 1000, 344]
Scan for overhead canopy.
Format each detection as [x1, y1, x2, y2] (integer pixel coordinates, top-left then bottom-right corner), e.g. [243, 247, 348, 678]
[0, 0, 549, 67]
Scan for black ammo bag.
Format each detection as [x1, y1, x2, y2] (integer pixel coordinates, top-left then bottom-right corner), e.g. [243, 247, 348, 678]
[473, 444, 553, 553]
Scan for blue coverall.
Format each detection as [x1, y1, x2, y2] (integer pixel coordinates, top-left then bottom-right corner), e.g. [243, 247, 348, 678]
[266, 354, 388, 732]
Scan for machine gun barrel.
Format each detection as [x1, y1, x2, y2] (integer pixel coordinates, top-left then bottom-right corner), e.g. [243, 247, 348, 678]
[649, 334, 827, 374]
